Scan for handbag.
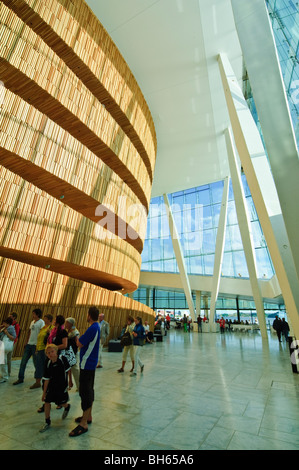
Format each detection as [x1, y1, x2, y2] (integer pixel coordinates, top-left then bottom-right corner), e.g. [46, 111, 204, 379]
[60, 345, 77, 367]
[120, 331, 132, 347]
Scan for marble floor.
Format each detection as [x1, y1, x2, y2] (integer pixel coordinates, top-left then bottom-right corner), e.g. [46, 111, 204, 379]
[0, 328, 299, 451]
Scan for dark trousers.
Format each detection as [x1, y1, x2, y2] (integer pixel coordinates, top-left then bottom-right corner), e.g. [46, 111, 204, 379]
[79, 369, 95, 411]
[18, 344, 36, 380]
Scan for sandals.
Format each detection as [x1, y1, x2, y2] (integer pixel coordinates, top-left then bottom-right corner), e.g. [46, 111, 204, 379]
[69, 425, 88, 437]
[75, 416, 92, 424]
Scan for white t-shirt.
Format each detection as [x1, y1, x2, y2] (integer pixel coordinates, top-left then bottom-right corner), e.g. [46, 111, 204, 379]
[28, 319, 45, 345]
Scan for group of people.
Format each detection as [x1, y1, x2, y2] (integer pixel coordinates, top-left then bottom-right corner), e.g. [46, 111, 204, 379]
[0, 306, 110, 437]
[272, 316, 290, 342]
[118, 316, 147, 375]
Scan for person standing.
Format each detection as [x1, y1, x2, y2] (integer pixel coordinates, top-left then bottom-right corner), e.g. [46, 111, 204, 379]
[4, 312, 20, 377]
[65, 317, 80, 391]
[0, 317, 16, 383]
[117, 316, 135, 373]
[97, 313, 110, 368]
[30, 314, 54, 389]
[52, 315, 68, 353]
[13, 308, 44, 385]
[197, 314, 202, 332]
[39, 343, 71, 433]
[273, 316, 282, 343]
[219, 317, 226, 334]
[69, 306, 100, 437]
[281, 318, 290, 342]
[183, 315, 188, 332]
[165, 313, 171, 330]
[131, 317, 145, 377]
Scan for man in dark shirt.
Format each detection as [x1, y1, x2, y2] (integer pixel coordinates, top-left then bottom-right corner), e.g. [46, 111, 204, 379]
[273, 316, 282, 342]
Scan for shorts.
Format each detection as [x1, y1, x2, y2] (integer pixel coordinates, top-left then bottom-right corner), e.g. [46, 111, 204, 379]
[45, 389, 69, 406]
[79, 369, 95, 411]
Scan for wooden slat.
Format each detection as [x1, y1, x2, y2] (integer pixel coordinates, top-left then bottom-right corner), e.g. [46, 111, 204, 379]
[0, 258, 155, 358]
[2, 0, 157, 177]
[0, 8, 153, 209]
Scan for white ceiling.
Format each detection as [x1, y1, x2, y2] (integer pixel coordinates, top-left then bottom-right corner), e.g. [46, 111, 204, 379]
[85, 0, 243, 198]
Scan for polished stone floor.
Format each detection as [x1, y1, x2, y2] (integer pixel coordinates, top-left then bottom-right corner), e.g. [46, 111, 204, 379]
[0, 327, 299, 451]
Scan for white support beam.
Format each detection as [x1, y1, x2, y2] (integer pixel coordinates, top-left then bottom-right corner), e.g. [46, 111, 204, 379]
[231, 0, 299, 283]
[163, 193, 196, 320]
[225, 128, 267, 338]
[218, 52, 299, 340]
[209, 176, 229, 326]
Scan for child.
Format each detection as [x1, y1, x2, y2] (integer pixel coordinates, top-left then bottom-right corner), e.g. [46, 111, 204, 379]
[39, 343, 71, 433]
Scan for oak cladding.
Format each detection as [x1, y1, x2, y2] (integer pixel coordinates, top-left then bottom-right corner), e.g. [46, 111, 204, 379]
[0, 257, 155, 358]
[0, 0, 156, 327]
[2, 0, 157, 178]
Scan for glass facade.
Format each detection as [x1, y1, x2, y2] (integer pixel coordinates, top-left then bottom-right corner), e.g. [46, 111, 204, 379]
[132, 286, 286, 324]
[141, 177, 274, 279]
[266, 0, 299, 147]
[132, 1, 297, 318]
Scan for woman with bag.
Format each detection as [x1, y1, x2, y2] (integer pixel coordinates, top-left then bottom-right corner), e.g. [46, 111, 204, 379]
[65, 317, 80, 391]
[117, 316, 135, 373]
[131, 317, 145, 377]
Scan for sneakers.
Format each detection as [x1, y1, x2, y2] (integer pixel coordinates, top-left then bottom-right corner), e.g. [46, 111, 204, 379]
[39, 423, 51, 433]
[117, 368, 124, 373]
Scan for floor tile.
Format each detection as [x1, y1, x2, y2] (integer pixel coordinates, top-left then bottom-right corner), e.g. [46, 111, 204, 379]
[0, 328, 298, 451]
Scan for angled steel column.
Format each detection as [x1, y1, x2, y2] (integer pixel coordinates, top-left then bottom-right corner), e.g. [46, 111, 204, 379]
[218, 52, 299, 340]
[225, 128, 267, 338]
[209, 176, 229, 327]
[231, 0, 299, 283]
[163, 193, 196, 320]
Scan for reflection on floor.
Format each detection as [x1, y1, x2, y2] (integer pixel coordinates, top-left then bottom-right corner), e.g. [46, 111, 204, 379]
[0, 328, 299, 450]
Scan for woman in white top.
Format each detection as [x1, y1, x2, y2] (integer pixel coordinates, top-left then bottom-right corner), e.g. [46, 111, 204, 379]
[0, 317, 16, 382]
[13, 308, 44, 385]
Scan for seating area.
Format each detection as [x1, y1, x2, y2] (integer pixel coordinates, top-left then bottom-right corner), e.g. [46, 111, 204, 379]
[230, 324, 260, 332]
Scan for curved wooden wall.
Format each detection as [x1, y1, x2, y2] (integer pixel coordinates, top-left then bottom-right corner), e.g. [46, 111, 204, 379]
[0, 0, 156, 336]
[0, 258, 155, 358]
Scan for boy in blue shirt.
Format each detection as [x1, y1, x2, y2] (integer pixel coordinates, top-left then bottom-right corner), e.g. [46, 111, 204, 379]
[69, 306, 100, 437]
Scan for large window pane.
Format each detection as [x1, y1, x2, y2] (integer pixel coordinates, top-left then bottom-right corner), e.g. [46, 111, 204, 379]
[141, 179, 274, 280]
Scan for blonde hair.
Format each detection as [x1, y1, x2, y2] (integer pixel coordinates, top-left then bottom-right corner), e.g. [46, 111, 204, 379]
[45, 343, 58, 353]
